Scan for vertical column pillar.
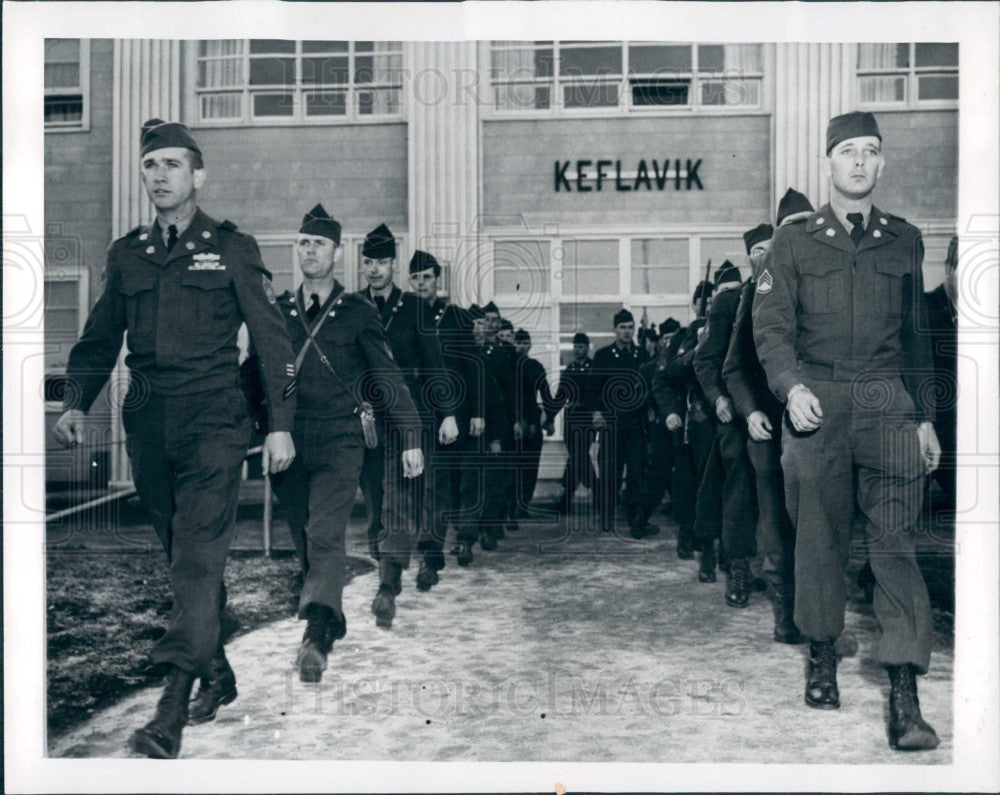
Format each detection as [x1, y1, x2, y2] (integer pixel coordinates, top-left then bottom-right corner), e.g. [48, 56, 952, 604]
[406, 42, 481, 306]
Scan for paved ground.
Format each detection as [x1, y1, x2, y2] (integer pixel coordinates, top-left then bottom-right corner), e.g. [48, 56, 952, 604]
[50, 483, 953, 764]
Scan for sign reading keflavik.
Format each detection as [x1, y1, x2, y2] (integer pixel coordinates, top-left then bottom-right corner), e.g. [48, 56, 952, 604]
[554, 159, 704, 192]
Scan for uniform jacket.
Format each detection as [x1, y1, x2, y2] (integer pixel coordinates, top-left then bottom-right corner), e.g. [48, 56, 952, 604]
[276, 283, 419, 440]
[551, 357, 594, 420]
[359, 285, 451, 418]
[477, 339, 516, 445]
[923, 283, 957, 428]
[65, 208, 297, 432]
[428, 298, 482, 424]
[693, 283, 743, 407]
[752, 204, 935, 421]
[722, 280, 784, 422]
[653, 318, 710, 423]
[640, 354, 669, 422]
[590, 341, 648, 423]
[514, 355, 558, 428]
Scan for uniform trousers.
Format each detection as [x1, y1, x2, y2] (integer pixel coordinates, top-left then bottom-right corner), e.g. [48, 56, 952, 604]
[272, 416, 365, 618]
[596, 416, 647, 527]
[480, 436, 515, 539]
[419, 424, 480, 551]
[687, 415, 722, 541]
[123, 387, 250, 677]
[713, 419, 758, 560]
[747, 416, 796, 596]
[515, 424, 544, 509]
[560, 416, 598, 502]
[643, 420, 674, 510]
[782, 376, 933, 672]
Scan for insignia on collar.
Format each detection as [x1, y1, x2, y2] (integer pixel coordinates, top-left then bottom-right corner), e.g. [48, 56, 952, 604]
[757, 268, 773, 295]
[189, 253, 224, 270]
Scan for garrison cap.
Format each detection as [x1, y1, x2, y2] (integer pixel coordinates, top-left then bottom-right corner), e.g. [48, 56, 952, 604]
[572, 332, 590, 346]
[776, 188, 815, 226]
[826, 111, 881, 154]
[714, 260, 741, 287]
[482, 301, 500, 315]
[743, 223, 774, 253]
[659, 317, 680, 335]
[692, 280, 714, 304]
[467, 303, 486, 320]
[409, 249, 441, 276]
[140, 118, 202, 159]
[514, 328, 531, 344]
[362, 223, 396, 260]
[298, 203, 341, 244]
[613, 308, 634, 327]
[499, 318, 514, 332]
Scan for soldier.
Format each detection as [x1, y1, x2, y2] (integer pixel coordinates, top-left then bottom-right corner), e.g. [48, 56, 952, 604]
[512, 328, 559, 511]
[358, 224, 458, 625]
[407, 250, 485, 582]
[271, 205, 422, 680]
[723, 190, 812, 641]
[694, 256, 762, 607]
[640, 318, 681, 520]
[52, 120, 297, 758]
[753, 111, 941, 749]
[591, 308, 654, 537]
[653, 282, 715, 559]
[551, 332, 598, 513]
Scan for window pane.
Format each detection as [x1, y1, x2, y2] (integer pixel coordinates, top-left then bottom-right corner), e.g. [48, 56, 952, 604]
[200, 93, 242, 120]
[45, 63, 80, 89]
[45, 39, 80, 63]
[200, 40, 244, 58]
[701, 78, 760, 107]
[354, 53, 403, 84]
[249, 57, 295, 86]
[698, 44, 763, 74]
[305, 90, 347, 116]
[249, 39, 296, 54]
[631, 78, 689, 106]
[559, 46, 622, 77]
[198, 58, 244, 89]
[301, 55, 348, 85]
[559, 301, 619, 364]
[357, 88, 401, 115]
[562, 240, 618, 297]
[857, 43, 909, 70]
[495, 83, 550, 111]
[563, 81, 619, 108]
[631, 239, 689, 294]
[858, 75, 906, 103]
[302, 40, 348, 54]
[44, 96, 83, 123]
[915, 43, 958, 68]
[700, 238, 745, 278]
[45, 280, 78, 308]
[45, 307, 79, 335]
[628, 44, 691, 74]
[493, 241, 550, 295]
[252, 92, 295, 117]
[491, 47, 554, 80]
[918, 75, 958, 101]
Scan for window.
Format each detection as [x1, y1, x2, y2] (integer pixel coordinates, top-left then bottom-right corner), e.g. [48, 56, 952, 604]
[492, 240, 551, 296]
[195, 40, 403, 124]
[857, 43, 958, 107]
[631, 238, 688, 294]
[44, 271, 88, 407]
[45, 39, 89, 130]
[489, 42, 764, 114]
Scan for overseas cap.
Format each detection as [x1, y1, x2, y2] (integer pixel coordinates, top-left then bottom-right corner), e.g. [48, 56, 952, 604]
[613, 308, 634, 327]
[409, 250, 440, 276]
[692, 280, 714, 304]
[743, 223, 774, 254]
[362, 223, 396, 260]
[659, 317, 680, 335]
[714, 260, 741, 287]
[826, 111, 881, 154]
[514, 328, 531, 343]
[776, 188, 815, 226]
[572, 332, 590, 346]
[140, 118, 202, 159]
[298, 203, 341, 244]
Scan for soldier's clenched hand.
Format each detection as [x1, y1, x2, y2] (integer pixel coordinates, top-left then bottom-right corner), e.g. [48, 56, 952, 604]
[438, 415, 459, 445]
[715, 396, 734, 424]
[402, 447, 424, 478]
[917, 421, 941, 474]
[747, 410, 773, 442]
[262, 431, 296, 474]
[53, 409, 86, 446]
[786, 384, 823, 433]
[665, 413, 682, 432]
[469, 417, 485, 437]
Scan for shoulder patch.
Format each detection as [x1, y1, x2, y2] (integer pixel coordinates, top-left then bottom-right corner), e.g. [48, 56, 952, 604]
[757, 268, 773, 294]
[219, 220, 238, 232]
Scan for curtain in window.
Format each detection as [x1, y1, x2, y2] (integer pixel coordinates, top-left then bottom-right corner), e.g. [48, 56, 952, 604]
[492, 46, 543, 109]
[721, 44, 762, 73]
[200, 40, 245, 88]
[857, 44, 904, 103]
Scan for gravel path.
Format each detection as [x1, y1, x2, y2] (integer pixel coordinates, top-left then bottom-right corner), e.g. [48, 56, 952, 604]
[51, 501, 952, 764]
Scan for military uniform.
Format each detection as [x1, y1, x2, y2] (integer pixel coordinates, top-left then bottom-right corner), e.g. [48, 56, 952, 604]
[923, 282, 957, 506]
[753, 204, 935, 671]
[639, 353, 674, 516]
[65, 208, 297, 676]
[271, 283, 419, 619]
[590, 340, 650, 534]
[512, 353, 558, 510]
[552, 357, 597, 508]
[477, 337, 517, 544]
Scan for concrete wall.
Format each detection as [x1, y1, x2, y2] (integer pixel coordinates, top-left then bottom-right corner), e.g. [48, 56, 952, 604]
[482, 115, 771, 229]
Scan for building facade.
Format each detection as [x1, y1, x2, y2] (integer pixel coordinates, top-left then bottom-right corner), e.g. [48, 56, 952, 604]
[44, 39, 959, 486]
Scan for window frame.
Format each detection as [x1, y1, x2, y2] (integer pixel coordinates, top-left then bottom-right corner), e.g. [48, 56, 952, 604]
[44, 39, 91, 133]
[855, 42, 958, 111]
[189, 40, 406, 128]
[44, 267, 90, 410]
[485, 41, 768, 119]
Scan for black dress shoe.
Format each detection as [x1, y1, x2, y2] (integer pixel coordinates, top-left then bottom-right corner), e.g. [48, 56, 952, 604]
[371, 585, 396, 629]
[479, 531, 498, 551]
[188, 647, 238, 724]
[750, 575, 768, 593]
[887, 664, 939, 751]
[677, 525, 695, 559]
[725, 558, 751, 608]
[456, 541, 474, 567]
[415, 559, 439, 592]
[128, 666, 196, 759]
[805, 640, 840, 709]
[297, 603, 342, 683]
[698, 544, 717, 583]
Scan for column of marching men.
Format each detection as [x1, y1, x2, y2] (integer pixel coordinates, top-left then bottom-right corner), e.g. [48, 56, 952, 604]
[53, 111, 951, 759]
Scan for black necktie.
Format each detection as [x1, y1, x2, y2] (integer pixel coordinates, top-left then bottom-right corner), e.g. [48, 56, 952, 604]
[166, 224, 178, 252]
[847, 213, 865, 247]
[374, 295, 385, 312]
[306, 293, 321, 323]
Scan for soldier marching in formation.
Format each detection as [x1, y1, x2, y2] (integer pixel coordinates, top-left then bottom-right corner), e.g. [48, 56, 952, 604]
[53, 110, 948, 757]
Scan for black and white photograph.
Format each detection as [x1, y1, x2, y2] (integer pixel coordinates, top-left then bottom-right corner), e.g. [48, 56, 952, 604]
[4, 2, 999, 792]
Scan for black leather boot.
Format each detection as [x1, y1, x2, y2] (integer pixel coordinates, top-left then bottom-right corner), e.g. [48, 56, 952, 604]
[772, 593, 803, 644]
[479, 529, 498, 551]
[887, 665, 940, 751]
[297, 603, 343, 683]
[805, 639, 840, 709]
[698, 542, 717, 583]
[676, 525, 695, 559]
[128, 666, 196, 759]
[725, 557, 751, 607]
[456, 540, 474, 567]
[415, 556, 440, 592]
[187, 646, 238, 724]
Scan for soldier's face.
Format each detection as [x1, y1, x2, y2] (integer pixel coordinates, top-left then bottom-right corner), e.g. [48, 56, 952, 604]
[825, 136, 884, 200]
[693, 297, 712, 318]
[408, 267, 438, 300]
[296, 234, 338, 279]
[514, 340, 530, 356]
[473, 318, 488, 344]
[485, 312, 500, 338]
[748, 240, 771, 275]
[573, 342, 588, 359]
[141, 147, 205, 212]
[614, 322, 635, 345]
[498, 328, 514, 344]
[364, 257, 395, 290]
